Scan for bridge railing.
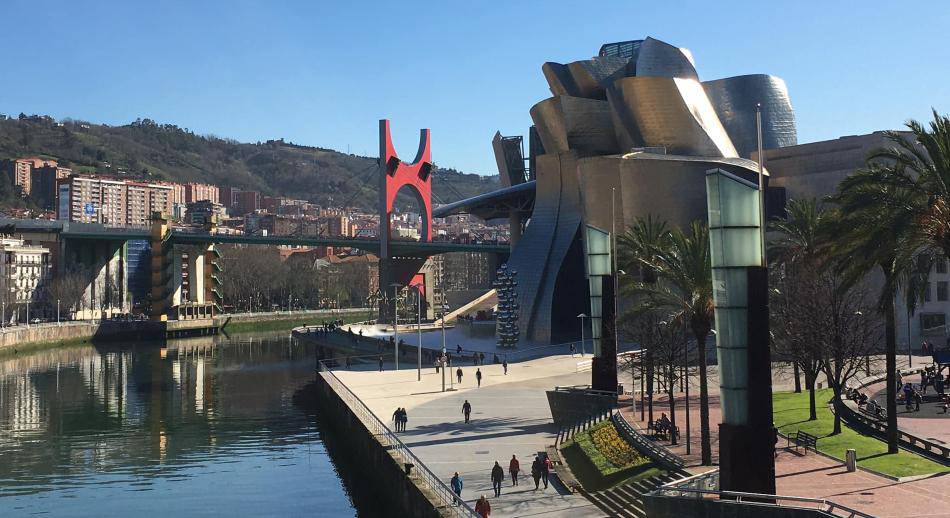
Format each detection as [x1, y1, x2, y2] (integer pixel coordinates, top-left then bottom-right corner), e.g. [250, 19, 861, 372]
[317, 359, 477, 517]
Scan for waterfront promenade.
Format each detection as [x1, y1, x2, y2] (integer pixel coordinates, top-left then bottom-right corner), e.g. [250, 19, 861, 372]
[333, 354, 603, 517]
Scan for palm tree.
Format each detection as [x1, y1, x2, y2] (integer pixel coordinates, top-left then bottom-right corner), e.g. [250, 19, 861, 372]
[827, 112, 950, 452]
[618, 215, 671, 425]
[622, 219, 715, 465]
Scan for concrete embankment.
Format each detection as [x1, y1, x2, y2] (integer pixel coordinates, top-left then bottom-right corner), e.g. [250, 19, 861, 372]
[0, 308, 372, 354]
[310, 372, 444, 518]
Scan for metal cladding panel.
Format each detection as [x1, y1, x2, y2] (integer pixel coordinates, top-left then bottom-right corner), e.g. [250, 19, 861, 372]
[530, 96, 618, 156]
[492, 131, 512, 187]
[576, 156, 623, 235]
[492, 132, 527, 187]
[703, 74, 798, 158]
[566, 56, 633, 99]
[611, 76, 738, 157]
[530, 98, 570, 153]
[505, 154, 562, 341]
[542, 62, 580, 97]
[532, 152, 584, 343]
[634, 37, 699, 80]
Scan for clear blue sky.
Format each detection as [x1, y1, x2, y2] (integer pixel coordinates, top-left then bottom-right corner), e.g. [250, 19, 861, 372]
[2, 0, 948, 175]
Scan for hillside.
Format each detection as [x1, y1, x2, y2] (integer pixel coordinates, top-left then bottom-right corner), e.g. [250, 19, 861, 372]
[0, 114, 499, 210]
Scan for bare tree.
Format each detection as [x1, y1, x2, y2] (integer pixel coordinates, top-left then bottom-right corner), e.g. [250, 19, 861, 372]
[44, 264, 88, 319]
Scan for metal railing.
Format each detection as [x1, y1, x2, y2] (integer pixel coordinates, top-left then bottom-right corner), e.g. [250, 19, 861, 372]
[650, 485, 876, 518]
[318, 360, 478, 517]
[612, 409, 686, 469]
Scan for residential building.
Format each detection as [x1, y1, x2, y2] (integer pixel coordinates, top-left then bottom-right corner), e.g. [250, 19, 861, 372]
[56, 175, 173, 227]
[183, 183, 219, 204]
[2, 157, 57, 196]
[185, 200, 227, 225]
[30, 165, 71, 210]
[0, 237, 51, 318]
[232, 190, 260, 216]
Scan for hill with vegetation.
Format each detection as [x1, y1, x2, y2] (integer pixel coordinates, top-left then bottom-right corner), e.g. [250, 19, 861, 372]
[0, 114, 499, 210]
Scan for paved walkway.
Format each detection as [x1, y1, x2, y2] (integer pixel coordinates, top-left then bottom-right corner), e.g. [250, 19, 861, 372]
[333, 355, 604, 517]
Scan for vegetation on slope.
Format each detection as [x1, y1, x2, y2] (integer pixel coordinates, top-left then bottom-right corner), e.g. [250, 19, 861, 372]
[0, 114, 498, 210]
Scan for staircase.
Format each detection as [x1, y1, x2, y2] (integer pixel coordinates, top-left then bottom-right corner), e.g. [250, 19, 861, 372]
[582, 472, 680, 518]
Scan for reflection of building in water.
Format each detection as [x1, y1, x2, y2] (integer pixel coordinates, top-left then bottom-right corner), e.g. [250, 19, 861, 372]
[2, 374, 43, 433]
[77, 352, 131, 420]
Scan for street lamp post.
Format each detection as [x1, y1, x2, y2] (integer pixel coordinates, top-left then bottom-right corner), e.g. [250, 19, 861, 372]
[390, 283, 401, 371]
[417, 287, 422, 382]
[26, 301, 30, 327]
[577, 313, 588, 356]
[57, 299, 61, 325]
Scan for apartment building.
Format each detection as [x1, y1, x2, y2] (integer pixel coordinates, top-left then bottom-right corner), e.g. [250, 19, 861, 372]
[1, 157, 58, 196]
[56, 175, 174, 227]
[0, 237, 51, 313]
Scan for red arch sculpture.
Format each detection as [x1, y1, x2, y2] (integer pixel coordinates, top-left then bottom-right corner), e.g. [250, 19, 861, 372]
[378, 119, 432, 261]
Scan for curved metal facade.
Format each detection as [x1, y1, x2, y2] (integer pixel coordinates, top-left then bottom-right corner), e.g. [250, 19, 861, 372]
[703, 74, 797, 157]
[610, 76, 738, 157]
[476, 36, 799, 343]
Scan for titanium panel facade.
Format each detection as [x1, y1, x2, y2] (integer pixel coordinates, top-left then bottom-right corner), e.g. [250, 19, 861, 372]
[530, 96, 619, 156]
[634, 37, 698, 80]
[703, 74, 798, 157]
[610, 76, 738, 157]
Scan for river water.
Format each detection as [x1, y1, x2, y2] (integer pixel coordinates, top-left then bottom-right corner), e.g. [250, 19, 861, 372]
[0, 332, 359, 517]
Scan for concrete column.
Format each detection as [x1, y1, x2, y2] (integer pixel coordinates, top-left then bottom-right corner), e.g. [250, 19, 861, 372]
[188, 251, 205, 304]
[171, 253, 183, 307]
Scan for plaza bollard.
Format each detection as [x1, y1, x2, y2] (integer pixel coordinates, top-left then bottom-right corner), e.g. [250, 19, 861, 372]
[846, 449, 857, 472]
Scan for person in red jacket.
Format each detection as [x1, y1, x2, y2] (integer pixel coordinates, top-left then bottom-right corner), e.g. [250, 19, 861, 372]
[474, 495, 491, 517]
[509, 454, 520, 486]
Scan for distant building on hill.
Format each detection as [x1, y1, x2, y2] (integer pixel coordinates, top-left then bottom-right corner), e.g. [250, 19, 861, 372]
[1, 157, 58, 196]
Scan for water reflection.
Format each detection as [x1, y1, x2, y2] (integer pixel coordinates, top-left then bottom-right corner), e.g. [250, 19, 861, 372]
[0, 334, 357, 517]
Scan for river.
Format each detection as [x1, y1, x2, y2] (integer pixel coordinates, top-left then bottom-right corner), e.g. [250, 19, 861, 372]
[0, 332, 360, 517]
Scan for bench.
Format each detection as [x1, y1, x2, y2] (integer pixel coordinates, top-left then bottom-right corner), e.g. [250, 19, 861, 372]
[788, 430, 818, 453]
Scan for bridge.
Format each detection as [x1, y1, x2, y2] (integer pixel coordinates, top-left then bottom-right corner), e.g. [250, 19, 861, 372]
[1, 120, 509, 323]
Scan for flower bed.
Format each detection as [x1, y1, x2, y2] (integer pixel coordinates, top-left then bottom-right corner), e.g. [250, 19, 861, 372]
[591, 420, 648, 469]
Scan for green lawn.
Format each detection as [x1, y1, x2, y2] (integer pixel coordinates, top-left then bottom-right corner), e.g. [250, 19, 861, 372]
[773, 389, 950, 478]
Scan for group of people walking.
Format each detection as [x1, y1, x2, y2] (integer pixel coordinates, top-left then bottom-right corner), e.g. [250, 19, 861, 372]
[449, 453, 554, 516]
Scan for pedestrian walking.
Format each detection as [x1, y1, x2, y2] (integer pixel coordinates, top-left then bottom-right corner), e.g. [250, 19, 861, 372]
[479, 352, 486, 365]
[378, 355, 384, 372]
[450, 472, 463, 505]
[457, 367, 464, 384]
[503, 359, 508, 375]
[392, 407, 401, 431]
[476, 368, 483, 388]
[475, 495, 491, 517]
[541, 455, 552, 489]
[914, 390, 922, 412]
[531, 457, 542, 490]
[401, 408, 408, 431]
[457, 344, 462, 355]
[491, 461, 504, 497]
[569, 343, 576, 356]
[509, 455, 520, 486]
[462, 400, 472, 424]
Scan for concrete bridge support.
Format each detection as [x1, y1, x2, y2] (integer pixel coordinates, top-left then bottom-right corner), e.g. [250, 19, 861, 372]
[61, 238, 128, 320]
[149, 213, 221, 321]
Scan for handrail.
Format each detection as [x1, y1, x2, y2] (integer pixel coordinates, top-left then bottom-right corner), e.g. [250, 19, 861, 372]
[612, 410, 686, 469]
[650, 486, 875, 518]
[317, 360, 478, 517]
